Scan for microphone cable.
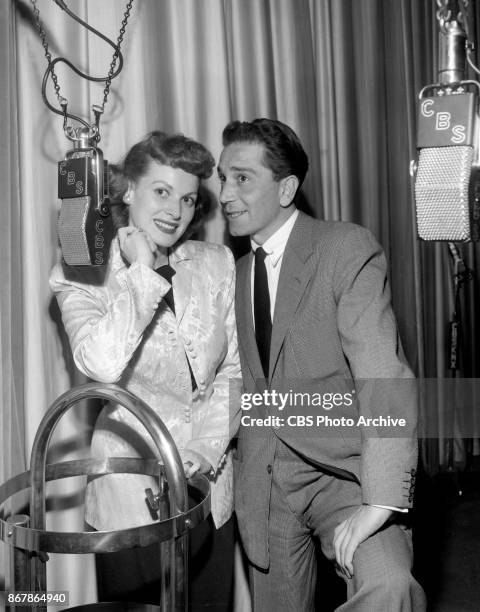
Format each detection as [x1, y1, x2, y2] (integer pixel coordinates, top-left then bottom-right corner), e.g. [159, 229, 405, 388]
[445, 241, 473, 476]
[447, 241, 473, 373]
[30, 0, 134, 142]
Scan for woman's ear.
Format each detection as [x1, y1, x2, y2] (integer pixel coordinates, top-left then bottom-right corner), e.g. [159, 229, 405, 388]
[279, 175, 299, 208]
[123, 183, 134, 205]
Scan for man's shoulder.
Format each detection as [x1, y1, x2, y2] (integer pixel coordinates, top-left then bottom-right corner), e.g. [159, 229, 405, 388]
[299, 212, 370, 238]
[294, 212, 379, 255]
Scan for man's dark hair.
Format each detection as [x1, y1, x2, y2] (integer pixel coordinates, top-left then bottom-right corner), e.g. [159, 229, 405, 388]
[222, 118, 309, 187]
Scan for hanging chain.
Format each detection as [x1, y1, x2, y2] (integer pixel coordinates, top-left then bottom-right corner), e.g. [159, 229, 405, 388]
[30, 0, 134, 138]
[98, 0, 133, 114]
[30, 0, 66, 109]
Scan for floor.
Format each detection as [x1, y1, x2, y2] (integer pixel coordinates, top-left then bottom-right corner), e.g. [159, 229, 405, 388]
[414, 467, 480, 612]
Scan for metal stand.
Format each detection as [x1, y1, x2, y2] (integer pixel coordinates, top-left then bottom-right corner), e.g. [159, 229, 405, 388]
[0, 383, 210, 611]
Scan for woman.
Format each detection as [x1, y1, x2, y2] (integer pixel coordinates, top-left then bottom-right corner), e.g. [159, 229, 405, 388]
[50, 131, 242, 605]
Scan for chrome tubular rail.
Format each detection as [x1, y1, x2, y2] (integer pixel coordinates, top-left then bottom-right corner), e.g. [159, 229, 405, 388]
[0, 382, 211, 612]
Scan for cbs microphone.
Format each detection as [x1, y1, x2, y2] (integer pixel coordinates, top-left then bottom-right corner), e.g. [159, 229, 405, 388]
[413, 19, 480, 242]
[57, 129, 114, 266]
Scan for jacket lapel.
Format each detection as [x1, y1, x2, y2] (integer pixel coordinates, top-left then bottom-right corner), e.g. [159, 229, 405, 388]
[269, 212, 315, 380]
[236, 252, 265, 383]
[170, 243, 192, 325]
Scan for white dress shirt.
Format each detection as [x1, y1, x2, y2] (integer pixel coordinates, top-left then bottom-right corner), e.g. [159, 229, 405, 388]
[251, 209, 299, 323]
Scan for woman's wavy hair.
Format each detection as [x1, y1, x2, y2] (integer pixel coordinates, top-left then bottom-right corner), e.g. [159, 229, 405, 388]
[109, 131, 215, 238]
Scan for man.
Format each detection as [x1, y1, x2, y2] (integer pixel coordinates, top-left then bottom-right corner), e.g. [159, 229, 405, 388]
[218, 118, 426, 611]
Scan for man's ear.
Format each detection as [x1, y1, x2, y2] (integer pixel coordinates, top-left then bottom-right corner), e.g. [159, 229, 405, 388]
[279, 175, 299, 208]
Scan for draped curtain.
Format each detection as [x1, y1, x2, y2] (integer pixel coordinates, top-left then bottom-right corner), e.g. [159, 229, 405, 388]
[2, 0, 479, 605]
[0, 0, 25, 592]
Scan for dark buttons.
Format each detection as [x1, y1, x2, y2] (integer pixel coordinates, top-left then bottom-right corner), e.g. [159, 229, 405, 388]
[267, 464, 272, 474]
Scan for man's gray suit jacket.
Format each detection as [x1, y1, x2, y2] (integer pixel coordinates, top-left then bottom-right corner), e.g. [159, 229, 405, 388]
[233, 211, 418, 569]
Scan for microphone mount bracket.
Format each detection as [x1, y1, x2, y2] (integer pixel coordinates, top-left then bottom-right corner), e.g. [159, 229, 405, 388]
[436, 0, 469, 34]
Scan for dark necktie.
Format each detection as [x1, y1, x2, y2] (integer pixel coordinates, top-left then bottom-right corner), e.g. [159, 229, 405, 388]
[155, 264, 176, 313]
[155, 263, 197, 391]
[254, 247, 272, 378]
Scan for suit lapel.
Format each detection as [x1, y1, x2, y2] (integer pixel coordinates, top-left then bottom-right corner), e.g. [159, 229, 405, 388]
[236, 252, 265, 383]
[269, 212, 315, 379]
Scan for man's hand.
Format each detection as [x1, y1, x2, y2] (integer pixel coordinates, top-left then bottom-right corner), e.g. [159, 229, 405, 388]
[333, 504, 393, 579]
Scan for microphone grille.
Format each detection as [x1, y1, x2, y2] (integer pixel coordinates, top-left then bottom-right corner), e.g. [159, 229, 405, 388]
[415, 145, 472, 241]
[58, 196, 91, 265]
